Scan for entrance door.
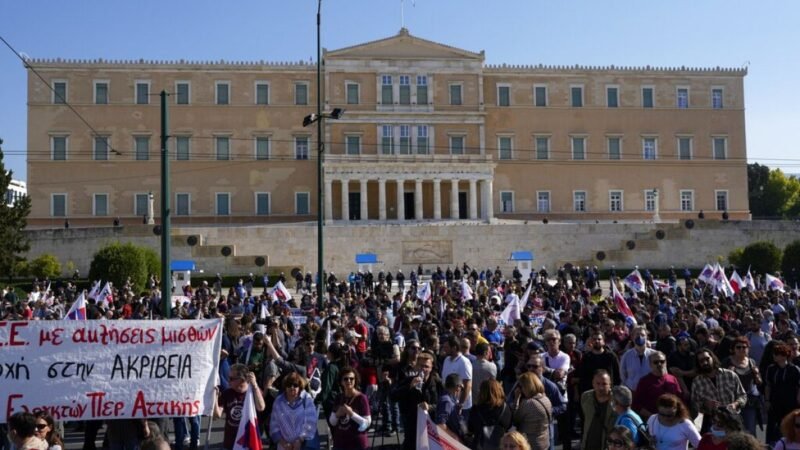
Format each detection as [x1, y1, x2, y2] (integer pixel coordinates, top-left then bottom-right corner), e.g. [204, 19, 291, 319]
[458, 192, 468, 219]
[404, 192, 415, 219]
[349, 192, 361, 220]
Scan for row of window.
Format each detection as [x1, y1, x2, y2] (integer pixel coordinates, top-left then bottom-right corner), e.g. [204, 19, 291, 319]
[49, 192, 309, 217]
[499, 190, 730, 214]
[49, 77, 725, 110]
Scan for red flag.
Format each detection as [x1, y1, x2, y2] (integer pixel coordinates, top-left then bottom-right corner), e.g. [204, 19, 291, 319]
[233, 388, 262, 450]
[729, 271, 744, 294]
[611, 280, 634, 318]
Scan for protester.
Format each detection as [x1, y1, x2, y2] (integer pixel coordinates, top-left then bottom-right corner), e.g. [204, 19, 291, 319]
[393, 351, 443, 450]
[697, 406, 744, 450]
[722, 336, 762, 436]
[215, 364, 266, 450]
[765, 344, 800, 444]
[511, 372, 552, 450]
[581, 370, 617, 450]
[32, 413, 62, 450]
[633, 351, 684, 420]
[620, 326, 656, 390]
[468, 379, 512, 450]
[499, 430, 532, 450]
[605, 426, 636, 450]
[646, 394, 701, 450]
[269, 372, 318, 450]
[691, 349, 747, 433]
[774, 409, 800, 450]
[611, 386, 644, 445]
[328, 368, 371, 450]
[7, 412, 48, 450]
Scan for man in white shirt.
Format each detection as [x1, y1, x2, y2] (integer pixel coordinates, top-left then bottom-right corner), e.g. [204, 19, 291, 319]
[620, 325, 655, 391]
[441, 334, 473, 413]
[542, 329, 573, 450]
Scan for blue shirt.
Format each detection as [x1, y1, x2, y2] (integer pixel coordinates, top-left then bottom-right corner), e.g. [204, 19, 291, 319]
[615, 410, 644, 444]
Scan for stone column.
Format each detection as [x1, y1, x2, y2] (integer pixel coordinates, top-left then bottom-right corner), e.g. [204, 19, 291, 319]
[396, 179, 405, 221]
[483, 179, 494, 222]
[415, 179, 423, 220]
[324, 178, 333, 221]
[432, 179, 442, 220]
[450, 179, 460, 219]
[360, 179, 368, 221]
[378, 179, 387, 221]
[469, 179, 478, 220]
[341, 179, 349, 221]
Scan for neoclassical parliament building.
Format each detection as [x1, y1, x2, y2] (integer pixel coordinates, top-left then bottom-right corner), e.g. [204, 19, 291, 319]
[26, 29, 749, 228]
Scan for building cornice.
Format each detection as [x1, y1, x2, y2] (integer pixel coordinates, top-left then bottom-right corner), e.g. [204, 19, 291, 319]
[485, 63, 747, 77]
[24, 57, 315, 71]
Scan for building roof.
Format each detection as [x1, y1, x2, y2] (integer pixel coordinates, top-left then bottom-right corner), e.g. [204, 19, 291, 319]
[324, 28, 485, 61]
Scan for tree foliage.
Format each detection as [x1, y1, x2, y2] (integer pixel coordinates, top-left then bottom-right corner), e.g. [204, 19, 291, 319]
[29, 254, 61, 279]
[783, 240, 800, 280]
[88, 242, 148, 292]
[0, 138, 32, 277]
[728, 247, 744, 268]
[748, 163, 800, 218]
[141, 246, 161, 280]
[741, 241, 783, 275]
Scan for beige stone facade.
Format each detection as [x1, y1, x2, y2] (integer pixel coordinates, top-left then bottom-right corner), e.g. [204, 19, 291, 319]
[26, 29, 749, 228]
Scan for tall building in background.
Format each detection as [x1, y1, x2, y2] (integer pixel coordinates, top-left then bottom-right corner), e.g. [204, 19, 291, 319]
[25, 29, 748, 228]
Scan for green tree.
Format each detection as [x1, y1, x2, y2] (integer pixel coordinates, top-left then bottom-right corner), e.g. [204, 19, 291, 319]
[88, 242, 148, 292]
[749, 164, 800, 218]
[741, 241, 783, 275]
[0, 138, 32, 278]
[141, 246, 161, 280]
[747, 163, 771, 217]
[29, 254, 61, 279]
[783, 240, 800, 279]
[728, 247, 744, 268]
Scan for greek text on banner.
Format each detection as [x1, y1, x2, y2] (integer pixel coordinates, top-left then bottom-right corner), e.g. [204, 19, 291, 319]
[0, 319, 223, 423]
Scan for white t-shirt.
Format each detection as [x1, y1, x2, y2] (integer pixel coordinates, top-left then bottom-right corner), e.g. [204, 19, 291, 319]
[442, 353, 473, 409]
[646, 416, 701, 450]
[544, 350, 570, 371]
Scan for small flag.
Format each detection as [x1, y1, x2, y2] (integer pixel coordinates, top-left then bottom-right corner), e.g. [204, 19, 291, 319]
[766, 274, 785, 293]
[87, 280, 101, 299]
[653, 279, 670, 292]
[65, 293, 87, 320]
[729, 271, 744, 294]
[712, 264, 735, 298]
[460, 280, 473, 301]
[96, 282, 112, 308]
[623, 270, 645, 293]
[270, 280, 292, 302]
[519, 280, 533, 311]
[698, 263, 715, 284]
[232, 387, 262, 450]
[499, 293, 521, 324]
[612, 280, 634, 318]
[744, 268, 756, 291]
[417, 281, 432, 303]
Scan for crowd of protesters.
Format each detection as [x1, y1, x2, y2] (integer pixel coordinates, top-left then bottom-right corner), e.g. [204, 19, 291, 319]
[3, 262, 800, 450]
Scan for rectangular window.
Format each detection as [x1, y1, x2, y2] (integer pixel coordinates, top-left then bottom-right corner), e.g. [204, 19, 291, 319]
[381, 75, 393, 104]
[51, 194, 67, 217]
[498, 85, 510, 106]
[381, 125, 394, 155]
[574, 191, 586, 212]
[255, 193, 270, 215]
[716, 191, 728, 211]
[643, 137, 657, 160]
[94, 81, 108, 105]
[136, 81, 149, 104]
[175, 193, 190, 216]
[134, 194, 148, 217]
[215, 82, 230, 105]
[450, 84, 462, 106]
[571, 86, 583, 107]
[677, 87, 689, 109]
[607, 86, 619, 108]
[498, 137, 513, 160]
[53, 81, 67, 104]
[295, 137, 309, 160]
[535, 137, 549, 160]
[295, 192, 310, 215]
[176, 136, 190, 161]
[346, 135, 361, 155]
[680, 190, 694, 211]
[678, 137, 692, 160]
[712, 88, 723, 109]
[93, 194, 108, 216]
[175, 82, 190, 105]
[255, 137, 270, 160]
[642, 86, 654, 108]
[134, 136, 149, 161]
[399, 125, 411, 154]
[346, 83, 359, 105]
[255, 82, 269, 105]
[399, 75, 411, 105]
[450, 136, 465, 155]
[216, 137, 230, 160]
[645, 190, 656, 212]
[713, 137, 727, 160]
[537, 192, 551, 213]
[417, 126, 429, 154]
[52, 136, 67, 160]
[215, 193, 230, 216]
[609, 191, 623, 212]
[500, 191, 514, 213]
[571, 137, 586, 160]
[94, 136, 109, 160]
[534, 85, 547, 107]
[608, 137, 621, 160]
[295, 82, 308, 105]
[416, 76, 428, 105]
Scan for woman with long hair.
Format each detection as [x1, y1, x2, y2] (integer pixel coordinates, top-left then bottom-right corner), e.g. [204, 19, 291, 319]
[499, 430, 531, 450]
[511, 372, 552, 450]
[32, 412, 62, 450]
[646, 394, 700, 450]
[468, 379, 512, 450]
[722, 336, 761, 435]
[327, 368, 370, 450]
[774, 409, 800, 450]
[606, 426, 635, 450]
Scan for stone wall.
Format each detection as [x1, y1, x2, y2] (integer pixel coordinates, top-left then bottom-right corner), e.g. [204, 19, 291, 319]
[25, 220, 800, 277]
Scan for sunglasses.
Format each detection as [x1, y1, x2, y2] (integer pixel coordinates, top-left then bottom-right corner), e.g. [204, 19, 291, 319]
[287, 384, 302, 388]
[408, 347, 421, 351]
[229, 376, 244, 382]
[342, 377, 356, 382]
[607, 438, 626, 447]
[35, 423, 48, 430]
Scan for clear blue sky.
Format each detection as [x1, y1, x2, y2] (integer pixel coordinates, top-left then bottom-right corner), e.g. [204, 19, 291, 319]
[2, 0, 799, 181]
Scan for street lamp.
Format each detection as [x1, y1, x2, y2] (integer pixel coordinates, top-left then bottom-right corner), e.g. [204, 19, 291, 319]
[652, 187, 659, 223]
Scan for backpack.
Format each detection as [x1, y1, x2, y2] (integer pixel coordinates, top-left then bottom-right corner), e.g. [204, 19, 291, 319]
[619, 412, 652, 449]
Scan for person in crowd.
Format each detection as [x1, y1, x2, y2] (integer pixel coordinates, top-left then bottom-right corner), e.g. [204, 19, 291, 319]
[511, 372, 552, 450]
[542, 329, 573, 450]
[606, 426, 636, 450]
[472, 343, 498, 405]
[32, 413, 62, 450]
[724, 432, 765, 450]
[774, 409, 800, 450]
[620, 325, 656, 391]
[577, 329, 621, 397]
[269, 372, 318, 450]
[765, 344, 800, 444]
[215, 364, 266, 450]
[611, 386, 644, 446]
[437, 373, 467, 442]
[633, 351, 684, 420]
[328, 368, 371, 450]
[393, 351, 444, 450]
[7, 412, 48, 450]
[691, 349, 746, 433]
[646, 394, 701, 450]
[468, 379, 512, 450]
[667, 336, 696, 395]
[722, 336, 762, 436]
[697, 406, 745, 450]
[581, 370, 617, 450]
[441, 334, 473, 417]
[499, 430, 532, 450]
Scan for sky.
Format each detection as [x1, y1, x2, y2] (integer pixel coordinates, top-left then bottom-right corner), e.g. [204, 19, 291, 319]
[1, 0, 799, 182]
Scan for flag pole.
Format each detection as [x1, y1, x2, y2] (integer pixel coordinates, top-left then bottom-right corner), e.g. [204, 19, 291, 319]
[204, 393, 217, 450]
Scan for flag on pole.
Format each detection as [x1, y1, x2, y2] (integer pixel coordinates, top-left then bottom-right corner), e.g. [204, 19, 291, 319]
[611, 280, 634, 319]
[270, 280, 292, 302]
[416, 406, 469, 450]
[87, 280, 101, 299]
[259, 302, 268, 320]
[417, 281, 432, 303]
[325, 319, 332, 349]
[519, 280, 533, 310]
[460, 280, 473, 301]
[712, 264, 735, 298]
[729, 271, 744, 294]
[623, 270, 646, 293]
[766, 274, 785, 293]
[744, 268, 756, 291]
[499, 293, 521, 324]
[232, 387, 262, 450]
[698, 263, 715, 284]
[65, 292, 87, 320]
[97, 282, 112, 309]
[653, 279, 670, 292]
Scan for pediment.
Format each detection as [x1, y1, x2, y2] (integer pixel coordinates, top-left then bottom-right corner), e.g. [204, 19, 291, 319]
[326, 28, 483, 61]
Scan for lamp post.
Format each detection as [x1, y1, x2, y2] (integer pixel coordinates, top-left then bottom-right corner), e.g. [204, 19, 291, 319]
[652, 187, 659, 223]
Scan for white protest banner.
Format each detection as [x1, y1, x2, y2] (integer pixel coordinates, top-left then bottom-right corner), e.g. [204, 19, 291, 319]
[0, 319, 223, 423]
[416, 406, 469, 450]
